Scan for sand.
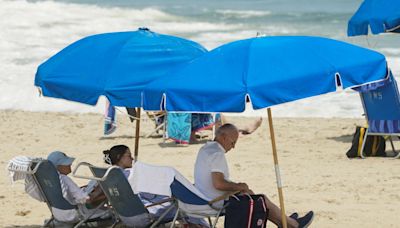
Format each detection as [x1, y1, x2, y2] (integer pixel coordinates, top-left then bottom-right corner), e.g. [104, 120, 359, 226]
[1, 110, 399, 227]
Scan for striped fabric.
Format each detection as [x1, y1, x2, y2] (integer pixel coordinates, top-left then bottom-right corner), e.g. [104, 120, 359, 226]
[7, 156, 34, 182]
[7, 156, 45, 202]
[368, 120, 400, 133]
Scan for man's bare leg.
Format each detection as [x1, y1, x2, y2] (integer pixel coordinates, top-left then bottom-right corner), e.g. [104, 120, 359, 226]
[238, 117, 262, 135]
[263, 195, 298, 228]
[217, 115, 262, 135]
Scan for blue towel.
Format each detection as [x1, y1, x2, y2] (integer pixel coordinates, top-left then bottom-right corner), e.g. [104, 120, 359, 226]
[167, 113, 215, 144]
[191, 113, 215, 132]
[167, 113, 192, 144]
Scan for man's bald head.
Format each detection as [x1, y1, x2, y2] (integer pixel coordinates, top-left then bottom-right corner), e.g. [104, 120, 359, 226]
[215, 124, 239, 152]
[215, 124, 239, 138]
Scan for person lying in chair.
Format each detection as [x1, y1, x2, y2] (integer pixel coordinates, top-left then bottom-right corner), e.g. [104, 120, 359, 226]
[194, 124, 314, 228]
[47, 151, 108, 222]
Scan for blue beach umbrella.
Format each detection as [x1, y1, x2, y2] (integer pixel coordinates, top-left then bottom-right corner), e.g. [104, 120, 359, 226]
[35, 28, 206, 108]
[34, 28, 207, 159]
[143, 36, 388, 228]
[348, 0, 400, 36]
[144, 36, 387, 112]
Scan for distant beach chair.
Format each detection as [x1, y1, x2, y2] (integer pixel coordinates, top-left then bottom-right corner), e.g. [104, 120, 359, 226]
[359, 73, 400, 158]
[73, 162, 175, 227]
[145, 111, 167, 138]
[9, 160, 110, 227]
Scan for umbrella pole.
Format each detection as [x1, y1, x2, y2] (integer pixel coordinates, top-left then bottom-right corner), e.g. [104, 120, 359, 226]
[267, 108, 287, 228]
[134, 107, 141, 161]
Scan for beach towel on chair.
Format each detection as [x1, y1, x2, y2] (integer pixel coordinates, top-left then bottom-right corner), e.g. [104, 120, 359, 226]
[192, 113, 215, 132]
[130, 161, 176, 196]
[7, 156, 45, 202]
[167, 113, 192, 144]
[167, 113, 215, 144]
[104, 100, 117, 135]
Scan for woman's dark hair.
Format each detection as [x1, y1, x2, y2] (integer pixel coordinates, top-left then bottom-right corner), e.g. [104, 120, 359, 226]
[103, 145, 129, 165]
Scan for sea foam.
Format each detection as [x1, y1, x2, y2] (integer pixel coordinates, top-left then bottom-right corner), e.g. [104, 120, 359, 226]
[1, 0, 399, 117]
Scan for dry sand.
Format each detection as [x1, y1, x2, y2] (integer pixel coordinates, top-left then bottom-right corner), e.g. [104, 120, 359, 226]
[1, 110, 399, 227]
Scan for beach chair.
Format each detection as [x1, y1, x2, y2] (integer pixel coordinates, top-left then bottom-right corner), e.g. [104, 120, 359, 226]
[359, 74, 400, 158]
[12, 160, 110, 227]
[145, 111, 167, 139]
[169, 178, 232, 228]
[129, 161, 232, 228]
[73, 162, 175, 228]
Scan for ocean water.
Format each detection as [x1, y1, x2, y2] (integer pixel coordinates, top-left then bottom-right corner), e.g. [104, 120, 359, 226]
[1, 0, 399, 117]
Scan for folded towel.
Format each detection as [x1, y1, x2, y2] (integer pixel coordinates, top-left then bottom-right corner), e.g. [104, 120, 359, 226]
[7, 155, 32, 182]
[129, 161, 176, 196]
[7, 156, 45, 202]
[129, 161, 210, 202]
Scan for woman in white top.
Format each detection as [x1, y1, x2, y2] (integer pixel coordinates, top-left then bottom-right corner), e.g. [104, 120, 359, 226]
[102, 145, 208, 228]
[103, 145, 176, 217]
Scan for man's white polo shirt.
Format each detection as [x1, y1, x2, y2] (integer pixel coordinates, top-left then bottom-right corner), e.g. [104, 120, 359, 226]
[194, 141, 230, 202]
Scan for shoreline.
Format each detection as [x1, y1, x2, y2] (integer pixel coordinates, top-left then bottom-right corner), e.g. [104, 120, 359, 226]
[1, 110, 399, 227]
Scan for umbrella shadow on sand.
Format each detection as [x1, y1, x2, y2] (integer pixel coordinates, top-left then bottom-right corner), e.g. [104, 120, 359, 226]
[99, 135, 135, 140]
[5, 226, 41, 228]
[157, 138, 209, 148]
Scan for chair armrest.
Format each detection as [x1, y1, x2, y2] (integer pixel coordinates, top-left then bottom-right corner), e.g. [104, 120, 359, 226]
[144, 197, 174, 208]
[73, 163, 124, 182]
[208, 190, 240, 210]
[72, 162, 99, 180]
[208, 191, 239, 205]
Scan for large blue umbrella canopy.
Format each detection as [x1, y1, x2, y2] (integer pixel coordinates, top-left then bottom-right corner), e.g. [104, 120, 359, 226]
[143, 36, 388, 228]
[143, 36, 388, 112]
[348, 0, 400, 36]
[34, 28, 207, 107]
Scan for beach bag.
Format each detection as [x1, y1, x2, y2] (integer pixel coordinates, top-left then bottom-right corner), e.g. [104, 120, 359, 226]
[346, 126, 386, 158]
[224, 194, 268, 228]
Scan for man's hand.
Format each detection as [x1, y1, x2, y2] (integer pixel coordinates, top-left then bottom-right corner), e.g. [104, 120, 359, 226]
[212, 172, 255, 195]
[237, 183, 254, 194]
[237, 182, 249, 192]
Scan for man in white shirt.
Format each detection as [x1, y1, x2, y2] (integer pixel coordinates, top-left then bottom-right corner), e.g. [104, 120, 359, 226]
[194, 124, 314, 228]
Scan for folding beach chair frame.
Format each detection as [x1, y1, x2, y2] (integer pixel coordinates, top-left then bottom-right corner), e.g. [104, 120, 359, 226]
[73, 162, 175, 228]
[8, 160, 108, 228]
[169, 178, 237, 228]
[170, 198, 226, 228]
[145, 111, 167, 140]
[359, 75, 400, 159]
